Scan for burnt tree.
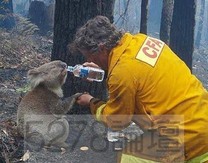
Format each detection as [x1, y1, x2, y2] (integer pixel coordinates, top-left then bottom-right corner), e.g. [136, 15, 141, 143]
[160, 0, 174, 45]
[140, 0, 149, 34]
[52, 0, 115, 113]
[169, 0, 196, 70]
[28, 1, 49, 34]
[0, 0, 15, 29]
[195, 0, 205, 48]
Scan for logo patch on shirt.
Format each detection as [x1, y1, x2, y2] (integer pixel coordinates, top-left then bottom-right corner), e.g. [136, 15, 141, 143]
[136, 36, 165, 66]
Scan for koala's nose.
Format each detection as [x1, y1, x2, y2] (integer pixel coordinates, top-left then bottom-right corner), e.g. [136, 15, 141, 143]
[60, 62, 67, 69]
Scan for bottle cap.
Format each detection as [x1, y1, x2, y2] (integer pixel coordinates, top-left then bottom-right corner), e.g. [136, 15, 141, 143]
[67, 66, 74, 72]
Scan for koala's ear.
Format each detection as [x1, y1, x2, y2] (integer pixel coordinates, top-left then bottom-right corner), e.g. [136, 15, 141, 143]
[27, 68, 43, 89]
[27, 68, 40, 76]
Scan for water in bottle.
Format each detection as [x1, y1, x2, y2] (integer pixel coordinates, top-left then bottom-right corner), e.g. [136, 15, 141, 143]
[107, 128, 121, 142]
[67, 64, 105, 82]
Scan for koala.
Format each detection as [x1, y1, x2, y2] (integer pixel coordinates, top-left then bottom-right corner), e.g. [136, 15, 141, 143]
[17, 60, 81, 149]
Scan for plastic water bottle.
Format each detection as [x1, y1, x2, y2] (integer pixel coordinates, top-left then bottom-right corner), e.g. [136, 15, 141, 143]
[107, 128, 121, 142]
[67, 64, 105, 82]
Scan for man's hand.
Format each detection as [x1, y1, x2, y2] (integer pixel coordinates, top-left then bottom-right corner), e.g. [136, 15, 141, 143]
[82, 62, 102, 82]
[83, 62, 100, 68]
[76, 93, 94, 106]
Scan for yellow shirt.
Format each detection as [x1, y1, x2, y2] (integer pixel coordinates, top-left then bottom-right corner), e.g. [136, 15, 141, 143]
[90, 33, 208, 160]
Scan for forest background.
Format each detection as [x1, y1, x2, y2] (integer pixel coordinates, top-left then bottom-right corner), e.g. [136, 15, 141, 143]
[0, 0, 208, 162]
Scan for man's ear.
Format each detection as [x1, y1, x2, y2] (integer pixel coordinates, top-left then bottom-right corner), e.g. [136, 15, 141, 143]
[98, 43, 109, 55]
[98, 43, 106, 51]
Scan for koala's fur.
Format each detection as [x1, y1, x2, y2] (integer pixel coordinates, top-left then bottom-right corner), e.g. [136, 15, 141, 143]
[17, 60, 81, 149]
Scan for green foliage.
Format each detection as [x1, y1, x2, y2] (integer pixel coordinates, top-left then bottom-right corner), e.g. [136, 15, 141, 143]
[12, 15, 39, 36]
[0, 22, 51, 70]
[16, 84, 30, 93]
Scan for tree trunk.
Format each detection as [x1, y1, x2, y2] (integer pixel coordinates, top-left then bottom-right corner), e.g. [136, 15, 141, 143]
[205, 1, 208, 42]
[28, 1, 50, 34]
[45, 3, 55, 30]
[52, 0, 115, 113]
[195, 0, 205, 48]
[140, 0, 149, 34]
[169, 0, 196, 71]
[0, 0, 15, 29]
[160, 0, 174, 45]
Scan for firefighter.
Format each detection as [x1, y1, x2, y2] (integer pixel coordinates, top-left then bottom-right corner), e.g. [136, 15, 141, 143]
[71, 15, 208, 163]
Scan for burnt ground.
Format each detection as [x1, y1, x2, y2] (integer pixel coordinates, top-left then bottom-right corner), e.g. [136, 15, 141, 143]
[0, 29, 208, 163]
[0, 30, 118, 163]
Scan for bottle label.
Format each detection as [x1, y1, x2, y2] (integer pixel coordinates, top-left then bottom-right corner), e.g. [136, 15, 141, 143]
[79, 68, 89, 78]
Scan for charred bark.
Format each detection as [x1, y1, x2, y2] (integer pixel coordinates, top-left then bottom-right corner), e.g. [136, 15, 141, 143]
[52, 0, 115, 113]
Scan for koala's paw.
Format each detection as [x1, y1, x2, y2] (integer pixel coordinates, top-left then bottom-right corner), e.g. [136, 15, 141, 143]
[56, 142, 70, 149]
[72, 93, 83, 99]
[67, 93, 82, 109]
[25, 132, 45, 151]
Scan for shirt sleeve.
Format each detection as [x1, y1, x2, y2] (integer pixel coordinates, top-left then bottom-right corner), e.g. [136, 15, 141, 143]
[90, 65, 137, 130]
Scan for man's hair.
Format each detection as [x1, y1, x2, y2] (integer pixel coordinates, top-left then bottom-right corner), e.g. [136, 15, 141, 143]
[70, 15, 124, 54]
